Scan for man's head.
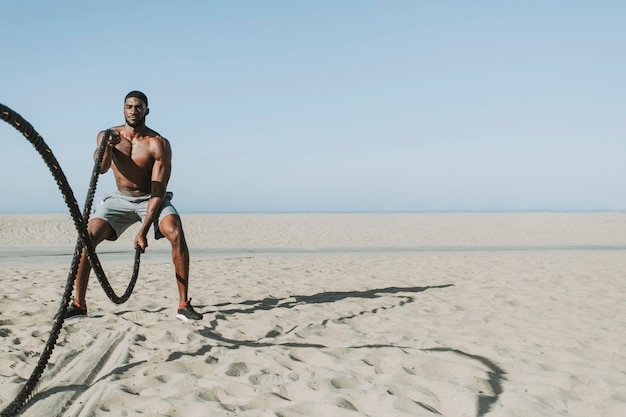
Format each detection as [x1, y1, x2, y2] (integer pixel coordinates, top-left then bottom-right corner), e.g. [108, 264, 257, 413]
[125, 90, 148, 107]
[124, 90, 149, 128]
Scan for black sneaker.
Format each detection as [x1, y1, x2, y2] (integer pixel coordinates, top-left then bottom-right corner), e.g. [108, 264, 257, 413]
[65, 298, 87, 319]
[177, 299, 203, 321]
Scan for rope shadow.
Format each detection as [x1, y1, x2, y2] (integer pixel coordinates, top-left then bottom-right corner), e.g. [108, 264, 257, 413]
[164, 283, 506, 417]
[423, 347, 507, 417]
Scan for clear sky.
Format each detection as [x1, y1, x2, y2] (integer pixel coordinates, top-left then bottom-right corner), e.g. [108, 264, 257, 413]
[1, 1, 625, 213]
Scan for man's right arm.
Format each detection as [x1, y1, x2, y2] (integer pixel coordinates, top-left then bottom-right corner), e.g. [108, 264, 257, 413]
[95, 129, 120, 173]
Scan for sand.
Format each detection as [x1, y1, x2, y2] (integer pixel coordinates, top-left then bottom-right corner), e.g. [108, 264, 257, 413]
[1, 212, 625, 416]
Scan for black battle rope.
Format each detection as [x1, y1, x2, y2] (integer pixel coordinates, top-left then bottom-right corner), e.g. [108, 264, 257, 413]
[0, 103, 142, 417]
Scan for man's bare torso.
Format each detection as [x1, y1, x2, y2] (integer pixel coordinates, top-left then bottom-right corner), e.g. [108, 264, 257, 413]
[107, 125, 168, 197]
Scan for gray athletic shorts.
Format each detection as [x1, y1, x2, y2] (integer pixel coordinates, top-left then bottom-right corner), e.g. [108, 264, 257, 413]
[93, 191, 178, 241]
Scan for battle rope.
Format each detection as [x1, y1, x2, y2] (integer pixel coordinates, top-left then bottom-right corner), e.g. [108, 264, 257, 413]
[0, 103, 142, 417]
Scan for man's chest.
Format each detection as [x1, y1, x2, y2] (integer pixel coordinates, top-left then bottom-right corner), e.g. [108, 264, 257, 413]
[113, 140, 153, 169]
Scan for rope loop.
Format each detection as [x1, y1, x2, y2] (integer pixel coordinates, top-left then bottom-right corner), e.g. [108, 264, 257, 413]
[0, 103, 143, 417]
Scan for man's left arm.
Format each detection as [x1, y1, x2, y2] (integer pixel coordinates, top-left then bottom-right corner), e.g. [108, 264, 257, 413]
[135, 139, 172, 251]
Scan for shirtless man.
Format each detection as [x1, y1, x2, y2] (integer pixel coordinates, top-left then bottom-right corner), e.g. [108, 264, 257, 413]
[66, 91, 202, 321]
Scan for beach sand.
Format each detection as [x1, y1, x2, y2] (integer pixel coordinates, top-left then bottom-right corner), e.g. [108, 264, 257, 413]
[1, 213, 625, 416]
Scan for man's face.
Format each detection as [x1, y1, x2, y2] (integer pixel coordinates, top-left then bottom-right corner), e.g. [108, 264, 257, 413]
[124, 97, 148, 128]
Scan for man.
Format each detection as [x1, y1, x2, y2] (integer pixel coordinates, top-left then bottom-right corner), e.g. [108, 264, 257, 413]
[66, 90, 202, 321]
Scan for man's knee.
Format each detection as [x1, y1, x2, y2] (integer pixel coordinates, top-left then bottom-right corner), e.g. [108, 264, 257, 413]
[87, 218, 114, 243]
[159, 215, 185, 242]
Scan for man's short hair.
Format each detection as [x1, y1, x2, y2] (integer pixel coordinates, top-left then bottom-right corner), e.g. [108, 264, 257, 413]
[125, 90, 148, 107]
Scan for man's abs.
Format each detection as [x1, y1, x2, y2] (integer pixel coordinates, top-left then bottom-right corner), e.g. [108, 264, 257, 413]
[114, 175, 152, 197]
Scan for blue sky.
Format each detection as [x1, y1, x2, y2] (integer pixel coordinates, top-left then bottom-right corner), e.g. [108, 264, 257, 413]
[1, 1, 625, 213]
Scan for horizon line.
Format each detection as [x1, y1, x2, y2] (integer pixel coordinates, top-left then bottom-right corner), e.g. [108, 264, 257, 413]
[1, 209, 625, 215]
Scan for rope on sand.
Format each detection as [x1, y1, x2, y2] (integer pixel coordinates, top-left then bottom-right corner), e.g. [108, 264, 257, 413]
[0, 103, 142, 417]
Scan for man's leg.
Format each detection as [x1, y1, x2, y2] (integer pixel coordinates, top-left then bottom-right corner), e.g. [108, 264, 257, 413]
[158, 214, 202, 320]
[75, 218, 115, 305]
[158, 214, 190, 305]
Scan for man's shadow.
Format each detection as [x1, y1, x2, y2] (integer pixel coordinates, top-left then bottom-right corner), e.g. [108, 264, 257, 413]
[169, 284, 454, 357]
[206, 284, 454, 316]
